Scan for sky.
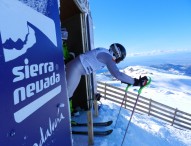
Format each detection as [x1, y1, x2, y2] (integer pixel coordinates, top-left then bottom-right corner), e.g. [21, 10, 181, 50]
[89, 0, 191, 55]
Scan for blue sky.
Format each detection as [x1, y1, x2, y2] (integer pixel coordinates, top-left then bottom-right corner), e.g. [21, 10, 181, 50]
[89, 0, 191, 55]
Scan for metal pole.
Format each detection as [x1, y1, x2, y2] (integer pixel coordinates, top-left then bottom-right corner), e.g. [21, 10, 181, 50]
[121, 77, 151, 146]
[114, 84, 131, 128]
[121, 91, 141, 146]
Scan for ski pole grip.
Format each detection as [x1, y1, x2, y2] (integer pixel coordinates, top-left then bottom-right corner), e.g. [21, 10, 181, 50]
[126, 84, 132, 91]
[138, 77, 151, 94]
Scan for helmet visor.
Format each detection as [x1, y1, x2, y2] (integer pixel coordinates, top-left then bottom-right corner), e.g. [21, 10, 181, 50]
[112, 44, 122, 59]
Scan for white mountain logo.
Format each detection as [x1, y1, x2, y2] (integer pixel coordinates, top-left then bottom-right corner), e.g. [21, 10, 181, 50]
[0, 0, 57, 62]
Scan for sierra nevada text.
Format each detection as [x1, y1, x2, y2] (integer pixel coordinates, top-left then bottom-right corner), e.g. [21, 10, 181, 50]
[12, 58, 60, 105]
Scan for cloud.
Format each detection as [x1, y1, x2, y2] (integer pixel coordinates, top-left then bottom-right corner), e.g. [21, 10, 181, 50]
[127, 49, 191, 57]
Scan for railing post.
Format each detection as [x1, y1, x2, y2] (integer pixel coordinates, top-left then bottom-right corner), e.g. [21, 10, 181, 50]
[104, 82, 106, 99]
[171, 108, 178, 126]
[148, 98, 152, 116]
[124, 94, 127, 109]
[124, 91, 128, 109]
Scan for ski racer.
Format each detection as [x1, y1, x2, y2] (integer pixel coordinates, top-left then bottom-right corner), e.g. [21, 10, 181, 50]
[65, 43, 148, 99]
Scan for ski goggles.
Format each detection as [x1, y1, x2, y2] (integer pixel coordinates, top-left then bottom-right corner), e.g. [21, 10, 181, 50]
[112, 43, 122, 60]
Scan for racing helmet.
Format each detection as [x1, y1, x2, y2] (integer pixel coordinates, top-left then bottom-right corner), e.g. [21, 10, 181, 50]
[109, 43, 126, 63]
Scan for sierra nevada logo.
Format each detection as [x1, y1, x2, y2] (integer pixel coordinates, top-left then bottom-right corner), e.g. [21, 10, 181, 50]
[0, 0, 61, 123]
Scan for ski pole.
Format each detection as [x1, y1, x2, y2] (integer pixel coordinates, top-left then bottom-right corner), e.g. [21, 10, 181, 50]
[121, 77, 151, 146]
[114, 84, 132, 128]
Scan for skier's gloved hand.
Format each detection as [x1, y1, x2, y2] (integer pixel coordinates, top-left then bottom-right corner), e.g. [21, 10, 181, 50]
[133, 76, 148, 87]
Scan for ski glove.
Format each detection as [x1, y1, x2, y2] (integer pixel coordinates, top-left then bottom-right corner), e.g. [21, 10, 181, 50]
[133, 76, 148, 87]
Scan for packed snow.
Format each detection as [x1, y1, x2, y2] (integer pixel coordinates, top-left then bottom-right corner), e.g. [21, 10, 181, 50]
[72, 100, 191, 146]
[72, 53, 191, 146]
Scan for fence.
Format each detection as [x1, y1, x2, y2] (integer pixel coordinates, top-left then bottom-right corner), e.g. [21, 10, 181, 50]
[97, 81, 191, 131]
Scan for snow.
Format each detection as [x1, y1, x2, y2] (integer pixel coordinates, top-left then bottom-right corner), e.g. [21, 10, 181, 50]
[72, 53, 191, 146]
[121, 65, 191, 113]
[72, 100, 191, 146]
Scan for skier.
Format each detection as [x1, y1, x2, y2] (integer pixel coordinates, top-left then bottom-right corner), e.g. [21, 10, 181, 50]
[65, 43, 148, 99]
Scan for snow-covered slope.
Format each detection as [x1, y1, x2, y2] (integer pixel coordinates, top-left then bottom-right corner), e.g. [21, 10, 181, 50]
[97, 65, 191, 113]
[72, 64, 191, 146]
[72, 100, 191, 146]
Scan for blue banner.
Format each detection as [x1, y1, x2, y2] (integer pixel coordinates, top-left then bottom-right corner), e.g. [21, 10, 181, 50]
[0, 0, 72, 145]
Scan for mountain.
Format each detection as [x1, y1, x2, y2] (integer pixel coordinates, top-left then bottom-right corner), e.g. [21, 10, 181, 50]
[97, 65, 191, 113]
[150, 64, 191, 76]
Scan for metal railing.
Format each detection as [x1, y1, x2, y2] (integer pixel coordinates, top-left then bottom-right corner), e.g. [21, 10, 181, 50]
[97, 81, 191, 131]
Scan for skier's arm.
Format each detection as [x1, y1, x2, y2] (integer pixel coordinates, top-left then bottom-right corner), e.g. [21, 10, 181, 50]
[97, 53, 135, 85]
